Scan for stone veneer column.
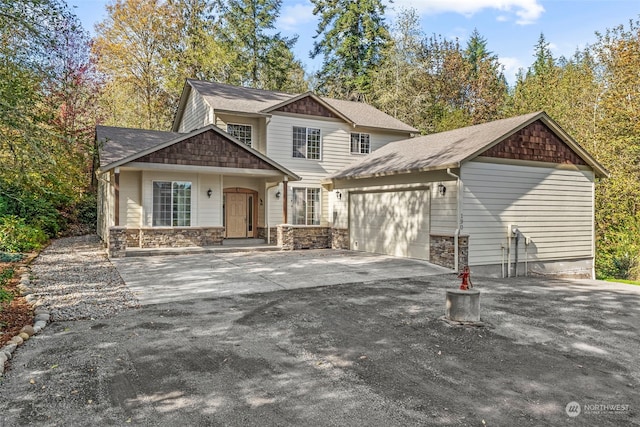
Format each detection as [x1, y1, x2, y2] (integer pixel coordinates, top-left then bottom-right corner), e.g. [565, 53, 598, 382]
[108, 226, 127, 258]
[429, 234, 469, 271]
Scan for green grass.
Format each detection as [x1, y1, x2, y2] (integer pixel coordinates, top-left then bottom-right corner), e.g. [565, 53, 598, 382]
[604, 278, 640, 286]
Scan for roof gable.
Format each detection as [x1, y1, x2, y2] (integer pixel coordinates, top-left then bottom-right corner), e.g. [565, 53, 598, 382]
[480, 121, 587, 166]
[97, 125, 300, 180]
[270, 94, 340, 119]
[135, 129, 278, 170]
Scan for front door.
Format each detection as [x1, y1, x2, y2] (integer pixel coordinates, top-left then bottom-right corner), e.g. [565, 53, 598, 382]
[226, 193, 248, 238]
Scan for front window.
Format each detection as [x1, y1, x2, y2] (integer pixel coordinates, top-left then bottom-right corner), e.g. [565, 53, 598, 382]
[293, 126, 321, 159]
[152, 181, 191, 226]
[292, 188, 320, 225]
[350, 132, 370, 154]
[227, 124, 252, 147]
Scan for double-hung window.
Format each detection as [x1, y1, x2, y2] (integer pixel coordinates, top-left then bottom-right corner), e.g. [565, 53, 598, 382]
[293, 126, 321, 159]
[350, 132, 370, 154]
[292, 188, 320, 225]
[227, 124, 252, 147]
[152, 181, 191, 226]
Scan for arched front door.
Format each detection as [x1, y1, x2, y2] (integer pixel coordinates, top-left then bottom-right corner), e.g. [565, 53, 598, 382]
[224, 188, 258, 238]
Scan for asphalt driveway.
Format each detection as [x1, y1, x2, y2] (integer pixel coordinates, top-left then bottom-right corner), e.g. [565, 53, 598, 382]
[1, 245, 639, 426]
[111, 249, 452, 305]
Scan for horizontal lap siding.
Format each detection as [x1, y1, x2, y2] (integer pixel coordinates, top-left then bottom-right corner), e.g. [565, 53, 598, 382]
[462, 161, 594, 265]
[430, 182, 458, 234]
[120, 171, 141, 227]
[266, 114, 406, 225]
[179, 90, 212, 133]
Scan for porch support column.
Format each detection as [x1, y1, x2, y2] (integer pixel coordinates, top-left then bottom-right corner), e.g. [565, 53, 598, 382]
[114, 167, 120, 226]
[282, 176, 288, 223]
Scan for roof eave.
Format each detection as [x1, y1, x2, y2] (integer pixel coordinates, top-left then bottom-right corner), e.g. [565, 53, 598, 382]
[326, 162, 462, 183]
[171, 79, 194, 132]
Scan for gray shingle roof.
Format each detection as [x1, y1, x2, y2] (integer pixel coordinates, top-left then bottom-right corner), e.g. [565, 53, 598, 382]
[188, 79, 292, 115]
[97, 126, 181, 168]
[182, 79, 417, 133]
[328, 111, 608, 180]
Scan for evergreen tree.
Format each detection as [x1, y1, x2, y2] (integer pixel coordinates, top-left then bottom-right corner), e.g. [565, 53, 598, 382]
[311, 0, 391, 100]
[217, 0, 306, 91]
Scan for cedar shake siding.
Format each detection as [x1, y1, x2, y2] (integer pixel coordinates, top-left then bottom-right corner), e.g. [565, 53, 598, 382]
[480, 121, 588, 166]
[136, 129, 278, 170]
[274, 96, 339, 119]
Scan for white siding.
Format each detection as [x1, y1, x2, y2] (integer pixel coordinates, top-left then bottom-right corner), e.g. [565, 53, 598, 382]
[266, 185, 284, 225]
[120, 170, 141, 227]
[178, 90, 213, 132]
[430, 181, 458, 234]
[266, 114, 409, 225]
[462, 161, 595, 266]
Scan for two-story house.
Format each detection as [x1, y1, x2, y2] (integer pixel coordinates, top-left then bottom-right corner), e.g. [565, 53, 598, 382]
[96, 79, 418, 256]
[98, 80, 608, 278]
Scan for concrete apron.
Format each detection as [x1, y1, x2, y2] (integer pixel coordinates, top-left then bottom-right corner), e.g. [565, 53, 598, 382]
[111, 249, 453, 305]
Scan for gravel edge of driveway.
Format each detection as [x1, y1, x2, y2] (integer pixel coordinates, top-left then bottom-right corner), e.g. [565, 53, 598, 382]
[27, 235, 140, 321]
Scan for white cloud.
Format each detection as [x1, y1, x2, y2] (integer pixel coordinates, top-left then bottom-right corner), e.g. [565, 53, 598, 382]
[499, 56, 525, 85]
[391, 0, 545, 25]
[277, 3, 316, 32]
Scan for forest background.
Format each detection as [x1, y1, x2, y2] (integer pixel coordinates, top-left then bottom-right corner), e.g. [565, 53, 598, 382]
[1, 0, 639, 280]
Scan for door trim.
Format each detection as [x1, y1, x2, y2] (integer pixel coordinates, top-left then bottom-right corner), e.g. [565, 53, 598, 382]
[223, 188, 258, 238]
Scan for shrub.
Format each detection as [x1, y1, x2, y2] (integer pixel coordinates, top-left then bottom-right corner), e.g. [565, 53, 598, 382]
[596, 219, 640, 280]
[0, 215, 48, 252]
[0, 267, 14, 304]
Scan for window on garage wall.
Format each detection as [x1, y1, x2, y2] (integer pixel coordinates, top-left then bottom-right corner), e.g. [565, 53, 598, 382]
[292, 188, 320, 225]
[152, 181, 191, 226]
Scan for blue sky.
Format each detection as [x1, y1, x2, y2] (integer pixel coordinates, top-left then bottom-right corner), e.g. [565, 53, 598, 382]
[68, 0, 640, 85]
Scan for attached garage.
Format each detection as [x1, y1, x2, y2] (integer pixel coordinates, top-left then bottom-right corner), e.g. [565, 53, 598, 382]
[349, 188, 430, 260]
[326, 111, 609, 279]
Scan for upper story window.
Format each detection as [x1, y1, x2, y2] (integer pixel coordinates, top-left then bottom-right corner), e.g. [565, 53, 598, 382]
[227, 123, 252, 147]
[350, 132, 370, 154]
[152, 181, 191, 226]
[293, 126, 321, 159]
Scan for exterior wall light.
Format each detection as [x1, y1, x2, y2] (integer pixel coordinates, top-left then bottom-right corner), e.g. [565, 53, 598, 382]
[335, 190, 342, 200]
[438, 184, 446, 196]
[207, 188, 213, 198]
[275, 190, 281, 199]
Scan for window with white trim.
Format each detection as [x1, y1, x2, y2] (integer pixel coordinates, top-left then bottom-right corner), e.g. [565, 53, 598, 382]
[350, 132, 370, 154]
[293, 126, 321, 159]
[227, 123, 252, 147]
[292, 188, 320, 225]
[152, 181, 191, 226]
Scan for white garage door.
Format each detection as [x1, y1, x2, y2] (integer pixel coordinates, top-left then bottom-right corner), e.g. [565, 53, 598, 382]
[349, 189, 430, 260]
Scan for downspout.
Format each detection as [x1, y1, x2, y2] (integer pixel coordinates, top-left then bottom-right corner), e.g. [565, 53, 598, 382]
[446, 168, 462, 272]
